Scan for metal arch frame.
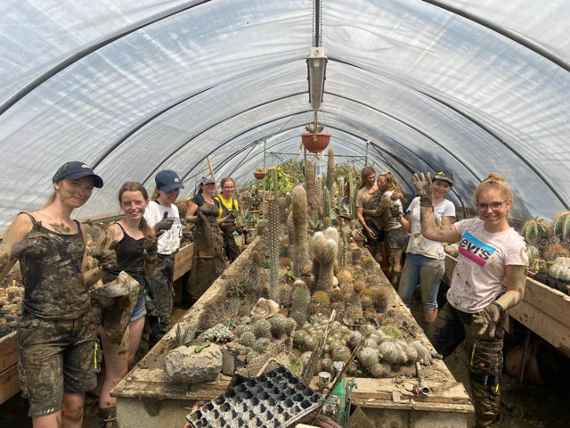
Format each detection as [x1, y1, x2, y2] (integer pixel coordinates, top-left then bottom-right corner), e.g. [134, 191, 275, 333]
[421, 0, 570, 73]
[91, 57, 301, 169]
[326, 57, 569, 209]
[138, 92, 307, 184]
[416, 89, 570, 210]
[0, 0, 215, 117]
[141, 89, 484, 187]
[325, 91, 482, 182]
[181, 116, 466, 210]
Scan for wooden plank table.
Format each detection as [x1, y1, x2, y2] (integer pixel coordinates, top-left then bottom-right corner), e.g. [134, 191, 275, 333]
[114, 242, 473, 428]
[0, 332, 18, 404]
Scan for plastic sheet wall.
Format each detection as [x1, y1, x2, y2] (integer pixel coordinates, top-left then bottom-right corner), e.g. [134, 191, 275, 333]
[1, 0, 569, 230]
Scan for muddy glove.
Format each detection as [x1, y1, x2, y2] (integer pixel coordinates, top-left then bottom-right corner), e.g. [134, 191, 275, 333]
[474, 302, 504, 338]
[390, 203, 402, 218]
[155, 213, 175, 236]
[11, 232, 50, 259]
[143, 236, 158, 257]
[412, 172, 433, 207]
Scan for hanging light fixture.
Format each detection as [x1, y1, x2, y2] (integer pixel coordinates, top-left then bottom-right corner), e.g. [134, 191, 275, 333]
[306, 46, 327, 111]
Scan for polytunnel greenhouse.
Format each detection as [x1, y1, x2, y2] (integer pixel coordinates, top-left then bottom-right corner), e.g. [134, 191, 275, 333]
[2, 1, 570, 428]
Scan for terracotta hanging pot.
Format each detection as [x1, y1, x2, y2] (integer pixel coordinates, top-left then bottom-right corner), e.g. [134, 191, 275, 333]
[302, 132, 330, 154]
[254, 168, 267, 180]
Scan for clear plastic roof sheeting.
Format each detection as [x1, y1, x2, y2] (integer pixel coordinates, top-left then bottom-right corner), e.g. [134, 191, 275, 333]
[1, 0, 569, 230]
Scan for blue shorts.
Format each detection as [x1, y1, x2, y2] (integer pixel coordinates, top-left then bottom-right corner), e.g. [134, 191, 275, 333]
[130, 289, 146, 322]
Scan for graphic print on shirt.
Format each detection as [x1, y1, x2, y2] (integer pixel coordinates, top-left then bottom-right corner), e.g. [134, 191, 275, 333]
[458, 231, 497, 267]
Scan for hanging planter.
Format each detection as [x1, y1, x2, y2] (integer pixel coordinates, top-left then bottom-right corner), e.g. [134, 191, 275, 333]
[302, 132, 330, 154]
[254, 168, 267, 180]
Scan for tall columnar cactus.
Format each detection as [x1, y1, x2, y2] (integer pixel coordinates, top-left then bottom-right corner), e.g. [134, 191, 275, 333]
[304, 159, 321, 219]
[554, 211, 570, 243]
[292, 184, 310, 277]
[338, 218, 349, 268]
[290, 279, 311, 327]
[287, 211, 295, 261]
[326, 145, 336, 192]
[521, 217, 552, 245]
[310, 228, 339, 292]
[265, 195, 281, 300]
[323, 186, 331, 228]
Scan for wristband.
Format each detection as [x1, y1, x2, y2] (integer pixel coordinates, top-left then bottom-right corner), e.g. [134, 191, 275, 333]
[419, 195, 432, 208]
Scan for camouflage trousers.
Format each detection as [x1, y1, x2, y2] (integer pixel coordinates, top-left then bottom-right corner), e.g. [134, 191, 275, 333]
[432, 303, 505, 428]
[146, 254, 174, 346]
[17, 312, 97, 417]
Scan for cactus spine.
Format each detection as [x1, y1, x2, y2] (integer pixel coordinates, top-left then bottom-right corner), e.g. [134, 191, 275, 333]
[292, 185, 309, 277]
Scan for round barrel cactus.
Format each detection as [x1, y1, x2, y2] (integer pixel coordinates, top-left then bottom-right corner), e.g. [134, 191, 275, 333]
[554, 211, 570, 243]
[521, 217, 552, 244]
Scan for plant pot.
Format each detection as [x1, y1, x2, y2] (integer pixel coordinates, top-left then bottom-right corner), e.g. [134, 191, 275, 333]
[254, 170, 266, 180]
[302, 132, 331, 153]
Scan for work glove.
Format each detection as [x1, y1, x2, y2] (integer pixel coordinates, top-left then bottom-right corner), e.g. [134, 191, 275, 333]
[155, 213, 175, 236]
[143, 236, 158, 257]
[411, 173, 433, 207]
[198, 205, 218, 217]
[11, 231, 51, 259]
[474, 302, 504, 338]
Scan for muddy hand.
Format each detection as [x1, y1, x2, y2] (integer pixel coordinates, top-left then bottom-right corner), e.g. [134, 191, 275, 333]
[11, 233, 50, 259]
[474, 303, 504, 338]
[155, 213, 175, 236]
[412, 172, 432, 197]
[390, 203, 401, 218]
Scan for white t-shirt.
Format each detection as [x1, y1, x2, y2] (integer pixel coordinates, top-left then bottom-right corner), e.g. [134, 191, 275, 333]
[447, 218, 528, 313]
[405, 197, 456, 260]
[144, 200, 182, 256]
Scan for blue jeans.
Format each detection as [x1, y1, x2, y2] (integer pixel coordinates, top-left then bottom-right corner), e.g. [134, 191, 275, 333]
[398, 253, 444, 311]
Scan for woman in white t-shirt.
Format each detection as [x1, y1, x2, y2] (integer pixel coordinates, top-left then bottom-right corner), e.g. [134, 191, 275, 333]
[143, 170, 183, 346]
[414, 172, 528, 428]
[397, 171, 456, 326]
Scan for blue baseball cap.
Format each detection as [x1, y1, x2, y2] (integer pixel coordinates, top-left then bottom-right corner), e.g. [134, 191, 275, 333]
[155, 170, 184, 193]
[52, 161, 103, 188]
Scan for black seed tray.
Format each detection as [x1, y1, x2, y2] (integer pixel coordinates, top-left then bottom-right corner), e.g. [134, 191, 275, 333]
[186, 366, 322, 427]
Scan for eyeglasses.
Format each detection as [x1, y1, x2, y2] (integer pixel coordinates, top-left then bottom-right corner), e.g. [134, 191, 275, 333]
[477, 201, 506, 210]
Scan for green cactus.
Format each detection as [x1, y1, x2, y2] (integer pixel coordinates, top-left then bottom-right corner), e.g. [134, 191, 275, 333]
[554, 211, 570, 242]
[253, 319, 272, 339]
[290, 279, 311, 327]
[326, 145, 336, 192]
[291, 185, 310, 277]
[265, 196, 281, 300]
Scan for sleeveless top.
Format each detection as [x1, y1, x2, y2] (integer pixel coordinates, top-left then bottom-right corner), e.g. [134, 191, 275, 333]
[114, 223, 145, 277]
[17, 212, 87, 320]
[213, 194, 238, 219]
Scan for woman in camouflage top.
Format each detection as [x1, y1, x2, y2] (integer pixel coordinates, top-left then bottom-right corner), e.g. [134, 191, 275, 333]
[0, 161, 104, 428]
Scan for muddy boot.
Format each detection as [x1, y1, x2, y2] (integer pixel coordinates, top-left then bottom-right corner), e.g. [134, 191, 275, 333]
[99, 407, 118, 428]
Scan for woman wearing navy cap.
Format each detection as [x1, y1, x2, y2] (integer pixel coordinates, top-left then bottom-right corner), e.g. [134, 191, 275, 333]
[143, 170, 183, 345]
[0, 161, 103, 428]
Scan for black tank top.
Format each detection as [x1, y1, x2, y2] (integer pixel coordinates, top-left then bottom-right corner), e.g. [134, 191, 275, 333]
[18, 212, 87, 320]
[114, 223, 145, 277]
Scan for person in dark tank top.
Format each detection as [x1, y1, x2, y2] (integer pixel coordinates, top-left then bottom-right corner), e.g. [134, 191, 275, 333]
[97, 182, 157, 427]
[0, 161, 103, 428]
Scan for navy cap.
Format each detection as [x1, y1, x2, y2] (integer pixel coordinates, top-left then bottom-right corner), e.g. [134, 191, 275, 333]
[155, 170, 184, 193]
[433, 170, 454, 186]
[52, 161, 103, 188]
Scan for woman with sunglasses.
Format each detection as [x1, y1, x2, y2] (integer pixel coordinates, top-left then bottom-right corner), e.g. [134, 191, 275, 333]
[414, 172, 528, 428]
[143, 170, 183, 345]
